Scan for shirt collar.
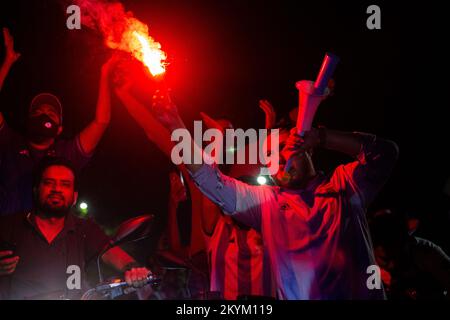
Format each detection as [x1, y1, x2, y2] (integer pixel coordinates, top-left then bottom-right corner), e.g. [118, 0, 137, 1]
[25, 211, 77, 238]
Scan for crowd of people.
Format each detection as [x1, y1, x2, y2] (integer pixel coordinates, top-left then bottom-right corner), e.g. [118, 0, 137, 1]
[0, 27, 449, 300]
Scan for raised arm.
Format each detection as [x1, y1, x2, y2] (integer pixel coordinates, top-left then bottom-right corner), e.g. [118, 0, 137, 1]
[334, 131, 397, 207]
[149, 89, 203, 173]
[114, 82, 173, 158]
[259, 99, 277, 129]
[150, 89, 267, 230]
[301, 127, 399, 207]
[0, 28, 21, 126]
[78, 55, 116, 155]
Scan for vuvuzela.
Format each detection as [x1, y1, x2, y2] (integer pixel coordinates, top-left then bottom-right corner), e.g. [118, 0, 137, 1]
[296, 52, 339, 135]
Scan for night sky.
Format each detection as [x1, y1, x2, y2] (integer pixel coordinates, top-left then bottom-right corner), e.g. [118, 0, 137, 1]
[1, 1, 449, 250]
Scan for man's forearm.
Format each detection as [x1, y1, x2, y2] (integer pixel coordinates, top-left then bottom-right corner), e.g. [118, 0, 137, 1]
[117, 90, 173, 158]
[0, 59, 14, 91]
[322, 128, 398, 207]
[78, 70, 111, 154]
[95, 69, 112, 125]
[321, 129, 363, 157]
[184, 137, 206, 174]
[167, 122, 204, 174]
[0, 59, 16, 127]
[165, 119, 238, 214]
[322, 129, 398, 165]
[102, 246, 137, 272]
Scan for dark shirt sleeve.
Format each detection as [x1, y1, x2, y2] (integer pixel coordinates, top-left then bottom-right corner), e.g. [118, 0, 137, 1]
[82, 219, 111, 263]
[54, 135, 93, 173]
[331, 133, 399, 208]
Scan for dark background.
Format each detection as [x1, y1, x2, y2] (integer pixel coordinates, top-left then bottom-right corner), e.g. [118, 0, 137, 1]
[1, 0, 449, 251]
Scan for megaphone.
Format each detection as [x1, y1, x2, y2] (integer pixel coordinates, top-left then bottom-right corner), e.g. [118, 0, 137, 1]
[296, 52, 339, 135]
[284, 53, 339, 174]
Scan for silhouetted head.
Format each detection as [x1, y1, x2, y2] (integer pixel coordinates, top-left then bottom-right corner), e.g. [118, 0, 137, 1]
[369, 209, 410, 272]
[27, 93, 63, 144]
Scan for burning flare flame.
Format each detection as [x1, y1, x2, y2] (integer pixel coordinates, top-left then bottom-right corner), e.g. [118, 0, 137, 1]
[72, 0, 167, 76]
[132, 31, 166, 76]
[105, 17, 167, 76]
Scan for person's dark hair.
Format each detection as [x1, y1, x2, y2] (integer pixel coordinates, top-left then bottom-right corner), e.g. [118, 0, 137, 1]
[33, 157, 79, 191]
[369, 209, 409, 248]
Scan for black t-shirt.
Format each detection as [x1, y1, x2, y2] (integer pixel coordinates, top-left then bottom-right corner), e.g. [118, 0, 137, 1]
[0, 212, 110, 300]
[0, 123, 92, 216]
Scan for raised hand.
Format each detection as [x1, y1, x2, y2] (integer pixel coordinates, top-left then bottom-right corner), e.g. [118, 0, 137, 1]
[281, 128, 320, 161]
[0, 251, 19, 276]
[259, 99, 276, 129]
[151, 89, 184, 131]
[3, 28, 21, 65]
